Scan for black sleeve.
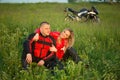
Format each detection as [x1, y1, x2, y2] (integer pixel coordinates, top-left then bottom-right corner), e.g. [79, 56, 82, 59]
[43, 52, 56, 62]
[49, 35, 56, 47]
[23, 33, 36, 54]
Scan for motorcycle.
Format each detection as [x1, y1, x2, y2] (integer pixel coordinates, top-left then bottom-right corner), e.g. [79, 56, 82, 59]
[64, 6, 100, 23]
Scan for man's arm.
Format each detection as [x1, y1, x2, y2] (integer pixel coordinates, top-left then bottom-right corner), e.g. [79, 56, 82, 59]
[23, 33, 39, 64]
[43, 45, 57, 61]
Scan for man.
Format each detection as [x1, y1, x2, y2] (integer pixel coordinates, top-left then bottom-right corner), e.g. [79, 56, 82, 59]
[21, 21, 57, 70]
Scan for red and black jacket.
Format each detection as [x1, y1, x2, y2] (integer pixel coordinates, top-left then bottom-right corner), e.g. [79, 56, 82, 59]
[35, 28, 67, 60]
[50, 32, 68, 60]
[23, 32, 56, 61]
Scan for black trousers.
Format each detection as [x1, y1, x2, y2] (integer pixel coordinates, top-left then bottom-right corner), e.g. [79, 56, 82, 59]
[21, 47, 81, 70]
[21, 51, 40, 70]
[63, 47, 82, 64]
[21, 51, 64, 70]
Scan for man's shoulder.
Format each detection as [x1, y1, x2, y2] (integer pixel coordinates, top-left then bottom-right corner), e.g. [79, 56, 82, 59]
[35, 28, 40, 33]
[28, 33, 36, 40]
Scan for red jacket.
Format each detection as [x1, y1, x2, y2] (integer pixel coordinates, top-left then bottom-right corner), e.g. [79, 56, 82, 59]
[50, 32, 68, 60]
[35, 28, 68, 60]
[24, 32, 55, 61]
[33, 33, 53, 59]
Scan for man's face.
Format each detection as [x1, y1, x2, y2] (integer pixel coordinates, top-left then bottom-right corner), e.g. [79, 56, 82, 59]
[40, 24, 50, 36]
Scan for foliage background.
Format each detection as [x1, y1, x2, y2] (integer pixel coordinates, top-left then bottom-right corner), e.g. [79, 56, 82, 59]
[0, 2, 120, 80]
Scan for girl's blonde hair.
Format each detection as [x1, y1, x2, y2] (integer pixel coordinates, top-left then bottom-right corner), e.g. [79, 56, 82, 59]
[62, 28, 75, 48]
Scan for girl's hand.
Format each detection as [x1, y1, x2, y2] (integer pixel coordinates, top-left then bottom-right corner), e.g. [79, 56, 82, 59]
[50, 44, 57, 52]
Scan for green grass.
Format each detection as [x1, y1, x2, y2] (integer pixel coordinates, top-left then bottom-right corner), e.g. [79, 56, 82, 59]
[0, 2, 120, 80]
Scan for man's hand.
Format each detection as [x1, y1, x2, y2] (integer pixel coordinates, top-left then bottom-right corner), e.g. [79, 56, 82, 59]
[26, 53, 32, 64]
[37, 60, 45, 66]
[50, 44, 57, 52]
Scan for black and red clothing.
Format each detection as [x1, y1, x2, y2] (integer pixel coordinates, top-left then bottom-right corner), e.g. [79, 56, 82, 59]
[50, 32, 68, 60]
[35, 28, 81, 64]
[31, 33, 55, 60]
[21, 32, 57, 69]
[35, 29, 67, 60]
[50, 31, 81, 63]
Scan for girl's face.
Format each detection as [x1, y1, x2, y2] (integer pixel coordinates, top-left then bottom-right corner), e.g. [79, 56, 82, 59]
[60, 30, 70, 39]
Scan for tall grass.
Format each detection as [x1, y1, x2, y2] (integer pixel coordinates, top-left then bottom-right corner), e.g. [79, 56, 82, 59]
[0, 2, 120, 80]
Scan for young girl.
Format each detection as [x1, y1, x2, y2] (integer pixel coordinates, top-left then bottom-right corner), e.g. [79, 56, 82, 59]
[50, 28, 74, 60]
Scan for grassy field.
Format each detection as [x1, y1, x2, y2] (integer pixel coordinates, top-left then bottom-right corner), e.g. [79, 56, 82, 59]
[0, 2, 120, 80]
